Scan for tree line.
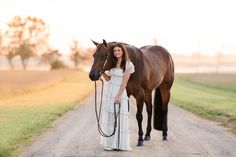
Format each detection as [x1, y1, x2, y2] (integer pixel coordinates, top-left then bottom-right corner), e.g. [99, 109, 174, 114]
[0, 16, 94, 70]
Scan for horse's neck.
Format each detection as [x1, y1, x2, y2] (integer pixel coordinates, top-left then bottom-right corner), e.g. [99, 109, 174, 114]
[127, 46, 145, 64]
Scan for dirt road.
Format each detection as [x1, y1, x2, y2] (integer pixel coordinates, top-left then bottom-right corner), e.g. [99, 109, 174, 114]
[19, 91, 236, 157]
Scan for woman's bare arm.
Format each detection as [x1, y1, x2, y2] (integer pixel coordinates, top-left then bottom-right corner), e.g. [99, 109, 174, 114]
[114, 68, 132, 104]
[102, 72, 111, 81]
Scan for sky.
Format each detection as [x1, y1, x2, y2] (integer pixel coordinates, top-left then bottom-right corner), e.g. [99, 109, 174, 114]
[0, 0, 236, 56]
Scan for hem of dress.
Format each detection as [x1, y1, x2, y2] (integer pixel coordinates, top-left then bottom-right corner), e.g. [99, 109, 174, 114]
[100, 143, 132, 151]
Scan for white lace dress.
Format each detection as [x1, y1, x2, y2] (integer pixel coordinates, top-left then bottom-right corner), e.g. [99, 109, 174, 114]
[100, 61, 135, 151]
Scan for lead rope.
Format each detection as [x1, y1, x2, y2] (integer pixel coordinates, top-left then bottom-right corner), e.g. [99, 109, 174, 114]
[118, 103, 121, 151]
[94, 79, 121, 151]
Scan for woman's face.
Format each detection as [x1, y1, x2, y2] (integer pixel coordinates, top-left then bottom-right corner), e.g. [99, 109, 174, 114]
[113, 46, 123, 59]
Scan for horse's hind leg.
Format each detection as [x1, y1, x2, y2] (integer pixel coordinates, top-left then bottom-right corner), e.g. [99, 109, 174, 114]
[159, 84, 170, 140]
[144, 90, 152, 141]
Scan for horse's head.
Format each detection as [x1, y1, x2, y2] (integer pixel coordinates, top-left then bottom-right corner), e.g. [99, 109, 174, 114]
[89, 39, 114, 81]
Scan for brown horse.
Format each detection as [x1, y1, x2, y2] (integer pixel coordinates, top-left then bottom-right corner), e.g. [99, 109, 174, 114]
[89, 39, 174, 146]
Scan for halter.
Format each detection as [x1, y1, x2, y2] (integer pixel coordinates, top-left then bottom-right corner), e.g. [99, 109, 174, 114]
[101, 52, 110, 73]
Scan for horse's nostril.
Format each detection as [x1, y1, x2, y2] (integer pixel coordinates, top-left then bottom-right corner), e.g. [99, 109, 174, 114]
[89, 73, 94, 80]
[89, 70, 101, 81]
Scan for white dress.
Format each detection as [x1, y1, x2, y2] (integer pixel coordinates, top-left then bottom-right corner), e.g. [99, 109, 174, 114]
[100, 61, 135, 151]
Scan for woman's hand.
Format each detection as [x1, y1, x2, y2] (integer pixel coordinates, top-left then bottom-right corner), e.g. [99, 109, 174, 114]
[114, 95, 121, 104]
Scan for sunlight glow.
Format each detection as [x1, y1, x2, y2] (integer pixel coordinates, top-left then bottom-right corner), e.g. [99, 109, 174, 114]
[0, 0, 236, 56]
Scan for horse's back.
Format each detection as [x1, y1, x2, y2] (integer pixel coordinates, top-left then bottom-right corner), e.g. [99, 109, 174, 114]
[140, 45, 174, 88]
[140, 45, 171, 57]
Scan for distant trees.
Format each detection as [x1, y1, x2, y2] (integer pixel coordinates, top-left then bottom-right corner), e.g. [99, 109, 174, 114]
[0, 16, 95, 71]
[40, 49, 61, 64]
[3, 16, 50, 70]
[0, 30, 16, 69]
[40, 49, 67, 70]
[70, 40, 80, 69]
[69, 40, 94, 69]
[6, 49, 16, 70]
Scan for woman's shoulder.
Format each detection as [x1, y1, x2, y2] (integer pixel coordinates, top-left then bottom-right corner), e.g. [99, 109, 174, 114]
[126, 60, 134, 65]
[126, 60, 134, 66]
[125, 60, 135, 73]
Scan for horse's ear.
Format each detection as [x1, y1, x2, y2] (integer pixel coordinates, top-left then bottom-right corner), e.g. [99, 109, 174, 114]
[103, 39, 108, 48]
[91, 39, 99, 46]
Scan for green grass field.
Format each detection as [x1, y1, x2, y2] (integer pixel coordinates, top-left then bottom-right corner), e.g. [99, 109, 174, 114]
[0, 70, 93, 157]
[171, 73, 236, 134]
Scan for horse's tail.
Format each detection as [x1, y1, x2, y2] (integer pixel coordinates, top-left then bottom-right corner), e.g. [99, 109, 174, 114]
[153, 87, 163, 131]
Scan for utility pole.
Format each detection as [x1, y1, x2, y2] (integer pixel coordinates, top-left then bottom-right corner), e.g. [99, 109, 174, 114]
[153, 38, 158, 45]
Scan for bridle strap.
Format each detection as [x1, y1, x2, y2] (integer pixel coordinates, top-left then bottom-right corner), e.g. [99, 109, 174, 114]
[101, 53, 109, 73]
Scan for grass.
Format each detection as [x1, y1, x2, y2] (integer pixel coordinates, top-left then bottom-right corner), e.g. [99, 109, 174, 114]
[0, 70, 67, 99]
[171, 73, 236, 134]
[0, 69, 93, 157]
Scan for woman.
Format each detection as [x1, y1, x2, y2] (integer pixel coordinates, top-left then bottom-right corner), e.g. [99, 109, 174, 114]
[100, 43, 135, 151]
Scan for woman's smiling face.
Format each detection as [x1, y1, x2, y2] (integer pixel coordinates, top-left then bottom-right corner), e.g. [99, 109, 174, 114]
[113, 46, 123, 59]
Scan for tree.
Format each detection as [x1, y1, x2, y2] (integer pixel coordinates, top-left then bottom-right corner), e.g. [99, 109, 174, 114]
[70, 40, 95, 69]
[70, 40, 80, 68]
[6, 49, 15, 70]
[4, 16, 50, 70]
[15, 43, 33, 70]
[0, 30, 16, 69]
[40, 49, 66, 70]
[40, 49, 62, 64]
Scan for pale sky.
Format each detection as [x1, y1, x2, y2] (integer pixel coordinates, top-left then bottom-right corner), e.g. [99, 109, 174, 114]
[0, 0, 236, 56]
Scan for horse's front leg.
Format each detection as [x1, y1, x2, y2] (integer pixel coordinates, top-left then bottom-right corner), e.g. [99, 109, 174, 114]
[136, 96, 144, 146]
[144, 91, 152, 141]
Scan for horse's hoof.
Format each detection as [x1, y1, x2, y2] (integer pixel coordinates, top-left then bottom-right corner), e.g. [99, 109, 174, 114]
[162, 136, 168, 141]
[144, 135, 150, 141]
[136, 140, 144, 146]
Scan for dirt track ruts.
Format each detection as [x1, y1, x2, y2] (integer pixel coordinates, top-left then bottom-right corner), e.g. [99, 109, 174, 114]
[19, 89, 236, 157]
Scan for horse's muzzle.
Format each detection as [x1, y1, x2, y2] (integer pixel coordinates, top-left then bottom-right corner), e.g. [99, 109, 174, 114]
[89, 70, 101, 81]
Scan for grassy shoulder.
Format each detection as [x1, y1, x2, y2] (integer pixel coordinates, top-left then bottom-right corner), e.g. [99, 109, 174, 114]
[171, 73, 236, 135]
[0, 70, 93, 157]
